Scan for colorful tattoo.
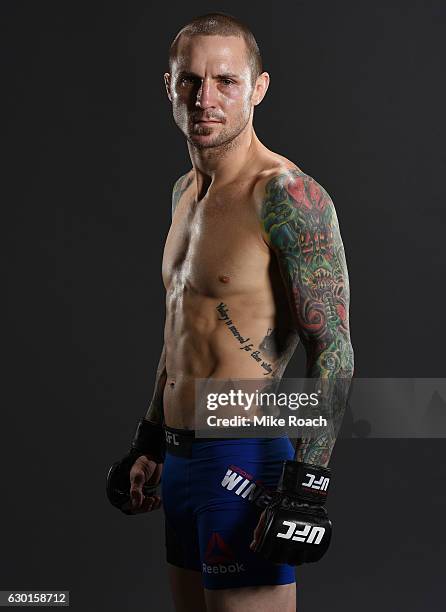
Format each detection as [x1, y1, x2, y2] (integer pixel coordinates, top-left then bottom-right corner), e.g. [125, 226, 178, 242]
[261, 170, 354, 466]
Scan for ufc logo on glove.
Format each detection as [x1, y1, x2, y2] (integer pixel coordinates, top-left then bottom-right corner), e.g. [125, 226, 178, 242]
[253, 460, 333, 565]
[276, 520, 326, 545]
[302, 472, 330, 492]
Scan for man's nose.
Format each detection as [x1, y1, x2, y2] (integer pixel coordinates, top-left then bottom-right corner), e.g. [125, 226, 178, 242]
[195, 78, 217, 109]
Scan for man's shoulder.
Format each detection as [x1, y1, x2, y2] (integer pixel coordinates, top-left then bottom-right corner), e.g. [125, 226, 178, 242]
[173, 169, 194, 191]
[253, 160, 334, 218]
[171, 169, 194, 217]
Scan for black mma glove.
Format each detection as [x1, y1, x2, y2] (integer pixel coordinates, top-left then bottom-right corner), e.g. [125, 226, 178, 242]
[253, 460, 332, 565]
[106, 419, 165, 515]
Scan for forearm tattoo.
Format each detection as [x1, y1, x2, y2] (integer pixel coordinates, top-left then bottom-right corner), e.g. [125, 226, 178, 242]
[261, 171, 354, 466]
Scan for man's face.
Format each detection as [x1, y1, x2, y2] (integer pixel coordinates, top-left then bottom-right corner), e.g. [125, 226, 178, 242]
[165, 35, 256, 149]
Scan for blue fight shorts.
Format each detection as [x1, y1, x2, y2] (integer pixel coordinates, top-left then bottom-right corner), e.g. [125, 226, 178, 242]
[162, 426, 296, 590]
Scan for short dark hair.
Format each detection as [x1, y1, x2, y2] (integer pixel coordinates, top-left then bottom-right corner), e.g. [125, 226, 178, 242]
[168, 13, 263, 83]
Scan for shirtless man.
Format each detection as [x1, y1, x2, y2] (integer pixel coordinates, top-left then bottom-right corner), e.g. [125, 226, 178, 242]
[106, 13, 354, 612]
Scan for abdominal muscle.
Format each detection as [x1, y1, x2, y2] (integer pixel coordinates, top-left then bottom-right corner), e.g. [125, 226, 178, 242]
[162, 292, 297, 429]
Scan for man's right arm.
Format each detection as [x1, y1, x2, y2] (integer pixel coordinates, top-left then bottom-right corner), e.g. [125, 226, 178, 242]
[143, 171, 192, 424]
[106, 174, 191, 513]
[144, 345, 167, 425]
[171, 171, 193, 217]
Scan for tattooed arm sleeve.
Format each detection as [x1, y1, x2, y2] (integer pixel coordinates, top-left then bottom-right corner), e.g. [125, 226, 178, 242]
[261, 171, 354, 466]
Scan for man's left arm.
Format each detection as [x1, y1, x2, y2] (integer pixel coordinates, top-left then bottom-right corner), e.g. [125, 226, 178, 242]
[260, 170, 354, 467]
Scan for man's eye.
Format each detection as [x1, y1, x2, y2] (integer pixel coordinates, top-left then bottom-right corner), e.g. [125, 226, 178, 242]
[221, 79, 234, 86]
[180, 77, 195, 85]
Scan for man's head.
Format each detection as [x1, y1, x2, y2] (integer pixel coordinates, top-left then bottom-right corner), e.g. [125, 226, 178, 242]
[164, 13, 269, 150]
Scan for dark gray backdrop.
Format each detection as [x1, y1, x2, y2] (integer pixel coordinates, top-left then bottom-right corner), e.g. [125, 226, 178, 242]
[3, 1, 446, 610]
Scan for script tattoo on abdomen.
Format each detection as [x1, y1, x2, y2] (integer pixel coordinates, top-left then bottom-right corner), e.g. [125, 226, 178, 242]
[216, 303, 278, 375]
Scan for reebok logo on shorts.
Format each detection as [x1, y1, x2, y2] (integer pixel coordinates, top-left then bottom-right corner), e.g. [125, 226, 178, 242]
[202, 532, 246, 574]
[202, 562, 246, 574]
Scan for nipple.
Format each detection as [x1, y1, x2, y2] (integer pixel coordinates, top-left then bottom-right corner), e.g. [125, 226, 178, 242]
[219, 275, 230, 284]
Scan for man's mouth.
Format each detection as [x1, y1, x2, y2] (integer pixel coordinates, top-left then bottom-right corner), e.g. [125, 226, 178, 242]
[193, 118, 223, 124]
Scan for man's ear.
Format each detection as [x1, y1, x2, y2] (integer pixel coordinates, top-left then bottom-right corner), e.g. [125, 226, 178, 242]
[164, 73, 172, 102]
[252, 72, 270, 106]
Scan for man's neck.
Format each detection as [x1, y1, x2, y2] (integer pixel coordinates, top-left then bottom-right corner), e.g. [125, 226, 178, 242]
[188, 125, 259, 201]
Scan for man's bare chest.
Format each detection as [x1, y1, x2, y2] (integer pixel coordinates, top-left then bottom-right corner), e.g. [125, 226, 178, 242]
[162, 193, 269, 298]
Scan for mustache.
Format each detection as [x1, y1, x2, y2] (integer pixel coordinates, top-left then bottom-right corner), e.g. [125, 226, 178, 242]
[191, 113, 226, 123]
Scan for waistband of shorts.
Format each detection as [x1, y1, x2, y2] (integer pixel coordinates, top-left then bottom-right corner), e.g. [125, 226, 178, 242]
[164, 426, 240, 457]
[163, 426, 288, 458]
